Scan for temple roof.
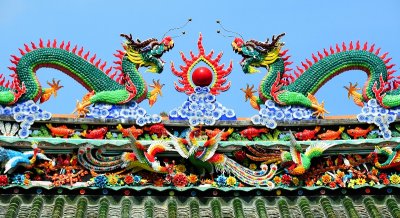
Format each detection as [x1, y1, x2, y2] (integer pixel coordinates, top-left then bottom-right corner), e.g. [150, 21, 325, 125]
[1, 194, 399, 217]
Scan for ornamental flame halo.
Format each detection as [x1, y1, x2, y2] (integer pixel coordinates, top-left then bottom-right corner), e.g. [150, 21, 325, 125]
[171, 33, 232, 95]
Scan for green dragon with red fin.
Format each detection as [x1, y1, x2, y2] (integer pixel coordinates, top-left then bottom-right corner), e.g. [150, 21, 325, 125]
[0, 34, 174, 116]
[233, 33, 398, 118]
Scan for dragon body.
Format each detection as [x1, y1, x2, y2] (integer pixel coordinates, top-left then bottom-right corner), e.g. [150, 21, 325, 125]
[233, 34, 397, 117]
[0, 35, 173, 115]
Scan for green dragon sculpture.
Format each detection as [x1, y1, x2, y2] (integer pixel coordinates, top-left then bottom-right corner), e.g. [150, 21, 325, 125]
[0, 34, 174, 116]
[233, 33, 397, 118]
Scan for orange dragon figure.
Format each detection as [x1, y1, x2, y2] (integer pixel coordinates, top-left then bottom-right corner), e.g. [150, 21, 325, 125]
[39, 79, 64, 103]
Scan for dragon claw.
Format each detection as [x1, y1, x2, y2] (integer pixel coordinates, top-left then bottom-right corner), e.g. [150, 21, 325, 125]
[241, 84, 260, 110]
[40, 79, 64, 103]
[308, 93, 329, 118]
[311, 101, 329, 119]
[72, 99, 90, 118]
[47, 79, 64, 95]
[344, 82, 364, 107]
[148, 79, 164, 107]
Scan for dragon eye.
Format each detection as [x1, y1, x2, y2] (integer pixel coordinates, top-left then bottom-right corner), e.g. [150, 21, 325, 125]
[153, 45, 160, 50]
[246, 46, 254, 52]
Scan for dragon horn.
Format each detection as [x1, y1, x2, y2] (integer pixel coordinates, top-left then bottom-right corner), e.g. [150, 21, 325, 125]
[120, 33, 157, 49]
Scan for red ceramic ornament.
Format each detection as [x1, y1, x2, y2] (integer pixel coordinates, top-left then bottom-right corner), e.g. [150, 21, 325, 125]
[192, 67, 213, 87]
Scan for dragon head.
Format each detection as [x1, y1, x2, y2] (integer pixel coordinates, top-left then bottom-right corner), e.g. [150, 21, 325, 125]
[232, 33, 285, 74]
[121, 34, 174, 73]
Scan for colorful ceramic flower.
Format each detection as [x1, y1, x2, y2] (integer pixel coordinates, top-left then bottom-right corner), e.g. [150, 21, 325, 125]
[173, 173, 188, 187]
[226, 176, 237, 187]
[321, 174, 332, 184]
[336, 170, 345, 179]
[292, 177, 300, 186]
[329, 182, 336, 188]
[140, 179, 148, 185]
[356, 178, 366, 185]
[379, 173, 388, 180]
[23, 178, 31, 186]
[273, 176, 282, 185]
[390, 174, 400, 184]
[174, 164, 187, 173]
[187, 174, 198, 184]
[94, 175, 108, 188]
[133, 175, 142, 184]
[124, 175, 134, 185]
[249, 163, 257, 171]
[154, 178, 164, 187]
[348, 180, 355, 189]
[107, 174, 119, 186]
[281, 174, 292, 185]
[383, 179, 390, 185]
[216, 175, 227, 187]
[305, 179, 315, 187]
[12, 174, 25, 185]
[0, 175, 8, 186]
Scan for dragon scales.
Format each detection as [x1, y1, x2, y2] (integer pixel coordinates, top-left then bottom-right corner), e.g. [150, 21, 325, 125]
[233, 33, 397, 118]
[0, 34, 174, 116]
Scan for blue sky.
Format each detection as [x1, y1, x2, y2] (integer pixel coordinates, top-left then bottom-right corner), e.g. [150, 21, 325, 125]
[0, 0, 399, 117]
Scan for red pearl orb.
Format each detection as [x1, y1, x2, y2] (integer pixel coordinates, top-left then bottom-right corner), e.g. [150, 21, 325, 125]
[192, 67, 213, 87]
